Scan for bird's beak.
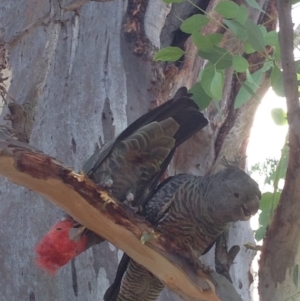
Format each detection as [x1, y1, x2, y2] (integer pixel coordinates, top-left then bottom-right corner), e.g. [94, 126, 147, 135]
[241, 196, 260, 220]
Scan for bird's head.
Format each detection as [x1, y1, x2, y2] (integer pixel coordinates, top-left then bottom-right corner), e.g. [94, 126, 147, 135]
[35, 218, 88, 274]
[206, 166, 261, 223]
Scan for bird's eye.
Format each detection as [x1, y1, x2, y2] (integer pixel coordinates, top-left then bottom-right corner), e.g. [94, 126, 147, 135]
[234, 192, 239, 198]
[56, 228, 62, 231]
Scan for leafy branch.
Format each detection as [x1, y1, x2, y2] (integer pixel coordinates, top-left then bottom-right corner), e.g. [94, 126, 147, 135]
[153, 0, 295, 110]
[253, 109, 289, 241]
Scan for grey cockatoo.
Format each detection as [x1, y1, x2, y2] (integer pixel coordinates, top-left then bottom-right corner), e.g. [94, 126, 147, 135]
[104, 163, 261, 301]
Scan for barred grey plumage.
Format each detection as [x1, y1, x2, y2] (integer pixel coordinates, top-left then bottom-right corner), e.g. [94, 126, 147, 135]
[106, 166, 261, 301]
[115, 260, 165, 301]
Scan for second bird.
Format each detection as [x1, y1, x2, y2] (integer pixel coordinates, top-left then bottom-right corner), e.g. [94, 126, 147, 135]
[105, 163, 261, 301]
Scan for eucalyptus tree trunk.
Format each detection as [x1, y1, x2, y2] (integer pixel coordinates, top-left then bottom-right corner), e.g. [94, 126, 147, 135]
[0, 0, 273, 301]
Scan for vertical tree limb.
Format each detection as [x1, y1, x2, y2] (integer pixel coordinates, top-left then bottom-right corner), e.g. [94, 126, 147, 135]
[259, 1, 300, 300]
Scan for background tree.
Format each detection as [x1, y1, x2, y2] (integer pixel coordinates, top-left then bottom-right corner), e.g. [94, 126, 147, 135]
[0, 0, 296, 301]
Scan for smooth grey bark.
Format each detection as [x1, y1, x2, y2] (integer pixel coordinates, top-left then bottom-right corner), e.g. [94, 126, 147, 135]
[0, 0, 272, 301]
[1, 1, 127, 300]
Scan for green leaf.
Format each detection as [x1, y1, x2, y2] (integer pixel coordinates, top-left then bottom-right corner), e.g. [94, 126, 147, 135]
[206, 33, 223, 46]
[274, 47, 281, 61]
[246, 68, 263, 89]
[274, 39, 281, 61]
[261, 60, 273, 72]
[295, 60, 300, 74]
[189, 82, 212, 111]
[180, 14, 210, 34]
[259, 25, 267, 37]
[153, 47, 184, 61]
[234, 82, 254, 109]
[198, 46, 233, 69]
[292, 0, 300, 4]
[259, 209, 270, 227]
[272, 145, 288, 181]
[260, 192, 281, 210]
[210, 69, 224, 100]
[244, 19, 266, 52]
[271, 108, 287, 126]
[250, 68, 264, 88]
[255, 226, 266, 241]
[244, 82, 260, 100]
[232, 55, 249, 72]
[246, 68, 255, 85]
[192, 32, 214, 52]
[265, 148, 289, 184]
[215, 1, 239, 18]
[293, 265, 299, 287]
[162, 0, 184, 3]
[265, 31, 279, 46]
[244, 42, 256, 54]
[223, 19, 248, 41]
[259, 192, 272, 211]
[140, 232, 154, 244]
[200, 64, 215, 98]
[270, 64, 281, 85]
[245, 0, 265, 12]
[234, 69, 263, 108]
[235, 5, 248, 24]
[271, 65, 285, 97]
